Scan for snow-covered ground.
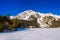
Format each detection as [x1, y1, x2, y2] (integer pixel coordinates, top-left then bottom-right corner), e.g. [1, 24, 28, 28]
[0, 28, 60, 40]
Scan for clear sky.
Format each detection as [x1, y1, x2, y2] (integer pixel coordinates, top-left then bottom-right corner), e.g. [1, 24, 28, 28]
[0, 0, 60, 16]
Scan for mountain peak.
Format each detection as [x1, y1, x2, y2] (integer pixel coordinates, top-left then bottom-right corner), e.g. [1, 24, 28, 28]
[20, 10, 37, 15]
[16, 10, 40, 20]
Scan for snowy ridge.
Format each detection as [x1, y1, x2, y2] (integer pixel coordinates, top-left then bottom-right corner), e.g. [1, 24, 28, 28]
[10, 10, 60, 20]
[16, 10, 40, 20]
[10, 10, 60, 28]
[16, 10, 60, 20]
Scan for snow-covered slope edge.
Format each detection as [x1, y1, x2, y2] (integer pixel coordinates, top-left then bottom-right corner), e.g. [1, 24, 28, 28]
[0, 28, 60, 40]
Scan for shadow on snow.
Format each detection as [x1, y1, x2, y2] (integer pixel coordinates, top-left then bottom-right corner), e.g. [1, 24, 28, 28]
[0, 28, 28, 33]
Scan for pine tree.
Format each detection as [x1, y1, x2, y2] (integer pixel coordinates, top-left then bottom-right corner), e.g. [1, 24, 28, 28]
[0, 23, 4, 32]
[9, 18, 19, 31]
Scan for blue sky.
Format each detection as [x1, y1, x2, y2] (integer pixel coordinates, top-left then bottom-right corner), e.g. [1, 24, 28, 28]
[0, 0, 60, 16]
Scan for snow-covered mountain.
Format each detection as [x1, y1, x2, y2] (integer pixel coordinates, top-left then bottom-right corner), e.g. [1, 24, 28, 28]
[10, 10, 60, 28]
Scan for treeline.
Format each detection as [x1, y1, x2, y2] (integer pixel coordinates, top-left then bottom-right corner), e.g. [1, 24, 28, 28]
[0, 15, 26, 32]
[0, 14, 19, 32]
[0, 14, 39, 32]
